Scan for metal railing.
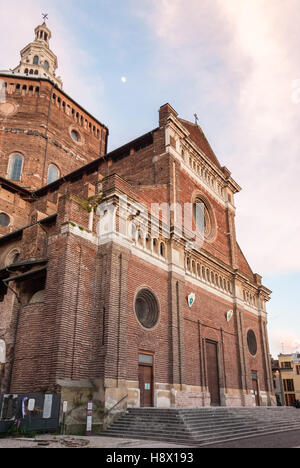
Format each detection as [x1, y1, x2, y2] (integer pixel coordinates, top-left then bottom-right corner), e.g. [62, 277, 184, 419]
[106, 394, 128, 415]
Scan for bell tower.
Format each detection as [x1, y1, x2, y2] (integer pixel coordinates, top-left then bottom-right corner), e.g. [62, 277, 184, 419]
[0, 19, 108, 194]
[12, 20, 63, 89]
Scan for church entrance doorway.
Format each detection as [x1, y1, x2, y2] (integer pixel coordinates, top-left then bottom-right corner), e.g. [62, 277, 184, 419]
[206, 340, 221, 406]
[138, 352, 154, 407]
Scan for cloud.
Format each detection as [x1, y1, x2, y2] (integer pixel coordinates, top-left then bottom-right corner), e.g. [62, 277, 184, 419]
[269, 327, 300, 356]
[133, 0, 300, 276]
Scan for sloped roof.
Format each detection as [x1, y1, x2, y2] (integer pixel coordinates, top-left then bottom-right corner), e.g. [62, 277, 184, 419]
[179, 118, 222, 170]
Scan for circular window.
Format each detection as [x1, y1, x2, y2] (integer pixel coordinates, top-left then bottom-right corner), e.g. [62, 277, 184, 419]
[247, 330, 258, 356]
[0, 102, 16, 116]
[0, 213, 10, 227]
[71, 130, 80, 142]
[5, 249, 20, 267]
[135, 289, 159, 329]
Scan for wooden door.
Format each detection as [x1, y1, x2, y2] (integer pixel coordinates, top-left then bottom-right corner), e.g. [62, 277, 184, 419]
[285, 394, 296, 406]
[139, 364, 153, 407]
[206, 340, 221, 406]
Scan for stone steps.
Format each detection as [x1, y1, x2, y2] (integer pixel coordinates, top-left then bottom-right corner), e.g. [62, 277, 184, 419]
[106, 420, 300, 438]
[103, 407, 300, 446]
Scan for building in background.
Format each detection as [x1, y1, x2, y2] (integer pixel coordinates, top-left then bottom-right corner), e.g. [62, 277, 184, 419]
[277, 353, 300, 406]
[0, 22, 276, 433]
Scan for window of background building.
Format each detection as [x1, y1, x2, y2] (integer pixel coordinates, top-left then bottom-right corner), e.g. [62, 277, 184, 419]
[283, 379, 295, 392]
[282, 361, 292, 369]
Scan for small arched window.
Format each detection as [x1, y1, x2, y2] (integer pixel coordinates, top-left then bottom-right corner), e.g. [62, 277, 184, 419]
[0, 339, 6, 364]
[33, 56, 39, 65]
[47, 164, 59, 184]
[8, 154, 23, 181]
[44, 61, 49, 71]
[29, 290, 45, 304]
[153, 239, 159, 254]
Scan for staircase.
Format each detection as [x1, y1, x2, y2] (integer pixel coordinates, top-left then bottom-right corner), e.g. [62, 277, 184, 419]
[103, 407, 300, 446]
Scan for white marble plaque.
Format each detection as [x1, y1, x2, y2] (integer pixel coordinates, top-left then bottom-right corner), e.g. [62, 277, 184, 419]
[43, 394, 53, 419]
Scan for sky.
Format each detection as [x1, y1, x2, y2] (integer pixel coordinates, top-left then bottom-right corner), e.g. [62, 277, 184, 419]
[0, 0, 299, 357]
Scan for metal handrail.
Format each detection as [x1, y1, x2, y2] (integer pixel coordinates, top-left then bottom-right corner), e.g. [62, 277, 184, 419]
[106, 394, 128, 415]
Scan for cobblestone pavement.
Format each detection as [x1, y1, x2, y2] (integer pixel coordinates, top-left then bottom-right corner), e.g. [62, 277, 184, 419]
[200, 430, 300, 449]
[0, 434, 192, 449]
[0, 430, 299, 448]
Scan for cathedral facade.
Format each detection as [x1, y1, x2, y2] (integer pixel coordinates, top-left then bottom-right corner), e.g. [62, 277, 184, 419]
[0, 23, 275, 432]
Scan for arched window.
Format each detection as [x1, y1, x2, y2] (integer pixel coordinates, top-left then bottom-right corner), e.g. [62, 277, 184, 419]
[47, 164, 59, 184]
[193, 198, 208, 236]
[29, 290, 45, 304]
[33, 56, 39, 65]
[44, 61, 49, 71]
[152, 239, 159, 255]
[8, 154, 23, 181]
[0, 339, 5, 364]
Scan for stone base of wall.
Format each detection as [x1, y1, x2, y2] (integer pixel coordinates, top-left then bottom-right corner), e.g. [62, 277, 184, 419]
[56, 379, 278, 434]
[221, 389, 255, 407]
[173, 385, 211, 407]
[259, 391, 277, 407]
[57, 378, 127, 435]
